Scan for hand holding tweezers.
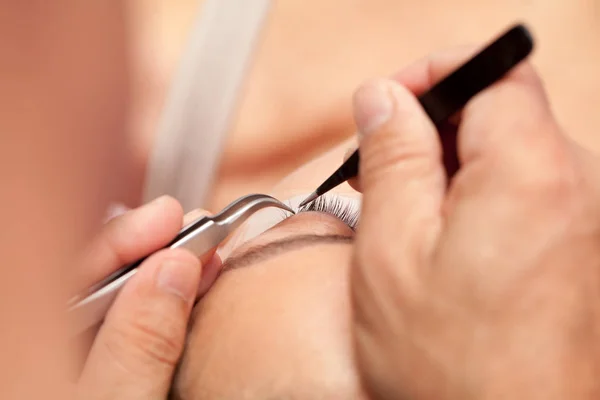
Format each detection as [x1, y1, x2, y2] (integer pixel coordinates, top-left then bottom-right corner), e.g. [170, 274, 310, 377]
[69, 194, 293, 334]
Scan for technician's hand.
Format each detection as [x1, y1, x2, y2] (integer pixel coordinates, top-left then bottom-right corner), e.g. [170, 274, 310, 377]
[350, 50, 600, 400]
[74, 196, 220, 399]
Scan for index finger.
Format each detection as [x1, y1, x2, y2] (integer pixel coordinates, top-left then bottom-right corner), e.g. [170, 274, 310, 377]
[392, 46, 478, 95]
[390, 47, 479, 177]
[76, 196, 184, 291]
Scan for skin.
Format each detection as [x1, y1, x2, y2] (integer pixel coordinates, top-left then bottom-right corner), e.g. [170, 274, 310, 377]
[173, 142, 368, 399]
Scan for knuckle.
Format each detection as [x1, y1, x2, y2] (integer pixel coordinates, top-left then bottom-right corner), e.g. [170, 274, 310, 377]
[360, 127, 440, 187]
[490, 91, 549, 145]
[511, 62, 547, 98]
[512, 136, 583, 213]
[107, 308, 183, 371]
[462, 68, 551, 157]
[473, 76, 581, 212]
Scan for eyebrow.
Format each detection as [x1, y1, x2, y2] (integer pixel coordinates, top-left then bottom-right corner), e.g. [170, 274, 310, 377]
[220, 234, 353, 272]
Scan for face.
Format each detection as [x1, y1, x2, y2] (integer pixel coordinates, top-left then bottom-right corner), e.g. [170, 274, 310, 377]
[172, 138, 367, 399]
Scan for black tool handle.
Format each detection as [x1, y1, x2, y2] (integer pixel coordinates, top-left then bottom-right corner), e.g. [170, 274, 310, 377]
[314, 24, 534, 197]
[420, 24, 533, 125]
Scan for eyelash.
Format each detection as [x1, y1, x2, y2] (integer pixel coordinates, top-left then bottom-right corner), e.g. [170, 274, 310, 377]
[282, 195, 360, 231]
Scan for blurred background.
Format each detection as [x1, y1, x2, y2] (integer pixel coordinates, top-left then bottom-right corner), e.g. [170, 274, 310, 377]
[127, 0, 600, 210]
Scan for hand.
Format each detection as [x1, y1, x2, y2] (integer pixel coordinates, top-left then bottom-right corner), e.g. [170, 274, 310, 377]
[74, 196, 221, 399]
[350, 49, 600, 400]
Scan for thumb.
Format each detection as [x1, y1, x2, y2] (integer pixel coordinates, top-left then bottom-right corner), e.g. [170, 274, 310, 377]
[351, 79, 447, 399]
[354, 79, 445, 270]
[78, 248, 201, 400]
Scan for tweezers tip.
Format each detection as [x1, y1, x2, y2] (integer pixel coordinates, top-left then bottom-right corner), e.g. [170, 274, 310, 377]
[276, 199, 295, 215]
[284, 205, 296, 215]
[298, 192, 318, 208]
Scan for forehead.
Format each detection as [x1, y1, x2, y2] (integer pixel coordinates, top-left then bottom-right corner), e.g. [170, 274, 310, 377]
[177, 244, 365, 399]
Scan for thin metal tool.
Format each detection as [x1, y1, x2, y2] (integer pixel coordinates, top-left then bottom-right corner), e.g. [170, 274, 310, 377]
[69, 194, 293, 334]
[299, 24, 534, 208]
[143, 0, 272, 211]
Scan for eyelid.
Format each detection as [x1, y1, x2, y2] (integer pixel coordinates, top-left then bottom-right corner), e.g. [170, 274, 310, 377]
[270, 211, 355, 239]
[217, 193, 361, 259]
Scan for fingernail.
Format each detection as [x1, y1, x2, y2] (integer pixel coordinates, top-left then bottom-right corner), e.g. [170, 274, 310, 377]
[137, 195, 171, 218]
[157, 257, 199, 302]
[353, 81, 394, 137]
[149, 195, 172, 209]
[104, 202, 129, 222]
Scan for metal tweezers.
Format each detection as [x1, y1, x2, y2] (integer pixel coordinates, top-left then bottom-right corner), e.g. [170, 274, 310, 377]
[69, 194, 293, 334]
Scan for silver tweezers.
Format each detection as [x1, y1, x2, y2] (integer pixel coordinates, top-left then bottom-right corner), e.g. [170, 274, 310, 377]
[69, 194, 293, 334]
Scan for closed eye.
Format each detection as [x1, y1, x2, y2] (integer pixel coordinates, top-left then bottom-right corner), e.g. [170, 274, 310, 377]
[280, 194, 360, 231]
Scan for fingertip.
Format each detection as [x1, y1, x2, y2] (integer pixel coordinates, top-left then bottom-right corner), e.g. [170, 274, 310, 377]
[132, 195, 184, 236]
[81, 196, 187, 289]
[154, 195, 184, 224]
[147, 196, 185, 240]
[355, 79, 438, 148]
[353, 79, 394, 137]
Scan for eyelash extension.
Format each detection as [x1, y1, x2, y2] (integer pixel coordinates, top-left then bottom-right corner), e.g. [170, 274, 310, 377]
[298, 195, 359, 230]
[281, 195, 359, 231]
